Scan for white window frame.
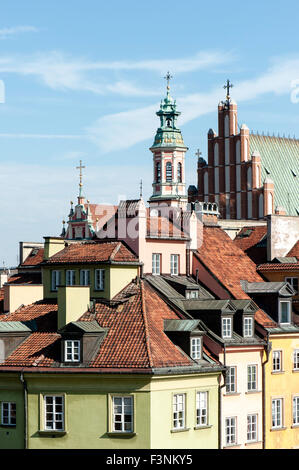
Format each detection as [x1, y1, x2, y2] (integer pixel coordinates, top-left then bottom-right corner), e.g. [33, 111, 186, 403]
[247, 364, 257, 391]
[186, 290, 199, 299]
[272, 398, 283, 429]
[51, 270, 61, 291]
[244, 316, 253, 337]
[222, 317, 232, 339]
[170, 254, 179, 275]
[285, 277, 298, 292]
[66, 270, 76, 286]
[173, 393, 186, 430]
[80, 269, 90, 286]
[95, 269, 105, 291]
[279, 300, 291, 324]
[272, 350, 282, 372]
[152, 253, 161, 275]
[1, 402, 16, 426]
[247, 414, 258, 442]
[226, 366, 236, 393]
[190, 337, 201, 360]
[225, 417, 237, 446]
[196, 391, 208, 426]
[112, 396, 134, 433]
[64, 340, 80, 362]
[293, 396, 299, 426]
[44, 395, 65, 431]
[293, 349, 299, 370]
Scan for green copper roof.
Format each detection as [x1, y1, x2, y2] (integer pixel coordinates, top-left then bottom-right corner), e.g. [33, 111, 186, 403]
[151, 88, 187, 149]
[249, 134, 299, 216]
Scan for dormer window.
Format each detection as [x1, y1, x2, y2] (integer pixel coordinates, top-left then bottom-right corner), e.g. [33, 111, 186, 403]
[190, 337, 202, 360]
[244, 317, 254, 337]
[64, 340, 80, 362]
[186, 290, 199, 299]
[279, 300, 291, 324]
[222, 317, 232, 339]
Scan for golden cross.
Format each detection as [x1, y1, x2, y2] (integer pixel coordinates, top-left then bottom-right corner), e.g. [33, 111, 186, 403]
[223, 79, 233, 99]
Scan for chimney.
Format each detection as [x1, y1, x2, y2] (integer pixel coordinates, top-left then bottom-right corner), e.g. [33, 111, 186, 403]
[57, 286, 90, 330]
[195, 201, 220, 226]
[43, 237, 65, 261]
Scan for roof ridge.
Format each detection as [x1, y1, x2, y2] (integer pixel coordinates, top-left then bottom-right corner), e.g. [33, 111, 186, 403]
[109, 241, 122, 260]
[140, 280, 154, 368]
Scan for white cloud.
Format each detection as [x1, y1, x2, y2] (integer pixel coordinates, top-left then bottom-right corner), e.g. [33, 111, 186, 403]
[87, 56, 299, 152]
[0, 26, 39, 39]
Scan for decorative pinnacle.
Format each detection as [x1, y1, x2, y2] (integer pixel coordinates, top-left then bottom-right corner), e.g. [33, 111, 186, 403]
[76, 160, 85, 197]
[223, 79, 233, 100]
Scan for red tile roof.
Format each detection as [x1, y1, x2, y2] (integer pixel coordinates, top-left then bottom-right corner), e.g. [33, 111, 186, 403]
[0, 300, 58, 331]
[146, 216, 187, 239]
[195, 226, 276, 328]
[21, 248, 44, 267]
[0, 288, 4, 314]
[233, 226, 267, 265]
[5, 273, 42, 285]
[258, 262, 299, 272]
[46, 240, 138, 264]
[287, 240, 299, 258]
[1, 333, 60, 367]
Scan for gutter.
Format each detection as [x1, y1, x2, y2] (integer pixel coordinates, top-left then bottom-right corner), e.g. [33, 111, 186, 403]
[219, 343, 227, 450]
[262, 331, 271, 449]
[19, 371, 28, 450]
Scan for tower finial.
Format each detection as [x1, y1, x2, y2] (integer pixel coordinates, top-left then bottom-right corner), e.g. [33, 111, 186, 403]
[223, 79, 233, 100]
[195, 148, 202, 161]
[164, 71, 173, 91]
[139, 179, 143, 198]
[76, 160, 85, 198]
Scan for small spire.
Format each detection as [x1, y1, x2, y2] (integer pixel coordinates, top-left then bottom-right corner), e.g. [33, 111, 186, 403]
[76, 160, 85, 198]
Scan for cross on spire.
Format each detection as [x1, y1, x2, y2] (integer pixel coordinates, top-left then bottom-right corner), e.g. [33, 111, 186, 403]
[195, 148, 202, 159]
[76, 160, 85, 197]
[164, 71, 173, 90]
[223, 79, 233, 99]
[139, 179, 143, 198]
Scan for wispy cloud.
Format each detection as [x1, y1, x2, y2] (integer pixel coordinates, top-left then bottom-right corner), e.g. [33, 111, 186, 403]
[0, 50, 233, 97]
[87, 56, 299, 152]
[0, 25, 39, 39]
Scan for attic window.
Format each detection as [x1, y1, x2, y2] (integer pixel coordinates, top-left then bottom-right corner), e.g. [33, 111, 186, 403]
[222, 317, 232, 339]
[244, 317, 254, 337]
[64, 340, 80, 362]
[186, 290, 199, 299]
[190, 337, 201, 360]
[291, 169, 297, 177]
[279, 300, 291, 324]
[239, 229, 252, 238]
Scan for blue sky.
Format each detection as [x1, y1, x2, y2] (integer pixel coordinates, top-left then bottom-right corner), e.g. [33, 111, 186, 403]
[1, 0, 299, 266]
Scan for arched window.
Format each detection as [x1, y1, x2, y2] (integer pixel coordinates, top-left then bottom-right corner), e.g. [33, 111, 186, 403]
[156, 162, 161, 183]
[177, 162, 182, 183]
[166, 162, 172, 182]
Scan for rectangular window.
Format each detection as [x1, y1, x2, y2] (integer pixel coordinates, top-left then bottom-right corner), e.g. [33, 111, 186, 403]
[247, 414, 257, 442]
[170, 254, 179, 275]
[51, 270, 61, 291]
[244, 317, 253, 337]
[80, 269, 90, 286]
[190, 337, 201, 360]
[222, 317, 232, 338]
[273, 351, 282, 372]
[64, 340, 80, 362]
[293, 396, 299, 426]
[225, 417, 236, 446]
[293, 350, 299, 370]
[152, 253, 161, 275]
[112, 396, 133, 433]
[66, 270, 76, 286]
[1, 402, 16, 426]
[285, 277, 298, 293]
[173, 394, 185, 430]
[279, 301, 291, 324]
[95, 269, 105, 291]
[186, 290, 199, 299]
[196, 391, 208, 426]
[248, 365, 257, 391]
[272, 398, 283, 429]
[226, 366, 236, 393]
[44, 396, 64, 431]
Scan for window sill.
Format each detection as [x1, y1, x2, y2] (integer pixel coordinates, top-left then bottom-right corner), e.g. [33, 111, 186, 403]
[223, 443, 241, 449]
[292, 369, 299, 373]
[171, 427, 190, 433]
[270, 427, 287, 432]
[0, 424, 16, 428]
[106, 432, 136, 438]
[245, 440, 262, 446]
[291, 424, 299, 429]
[224, 392, 240, 396]
[246, 390, 261, 394]
[271, 371, 285, 375]
[194, 425, 212, 430]
[38, 430, 67, 437]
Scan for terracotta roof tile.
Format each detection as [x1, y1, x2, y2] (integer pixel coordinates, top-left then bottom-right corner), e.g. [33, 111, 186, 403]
[234, 226, 267, 264]
[1, 333, 60, 367]
[46, 240, 137, 264]
[258, 262, 299, 272]
[287, 240, 299, 258]
[5, 273, 42, 285]
[0, 300, 58, 331]
[21, 248, 44, 266]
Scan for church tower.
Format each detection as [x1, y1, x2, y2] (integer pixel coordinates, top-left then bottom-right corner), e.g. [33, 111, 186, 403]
[149, 73, 188, 210]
